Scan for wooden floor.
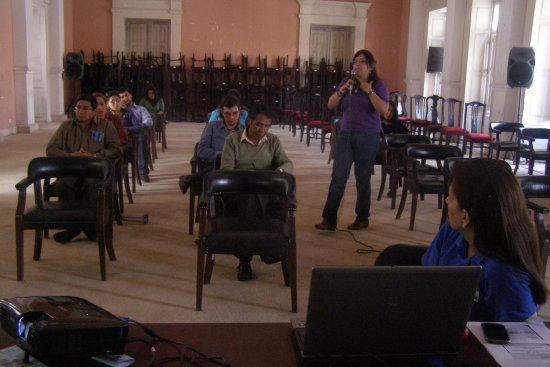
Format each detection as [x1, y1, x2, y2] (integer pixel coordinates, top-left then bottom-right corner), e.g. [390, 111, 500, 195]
[1, 120, 549, 322]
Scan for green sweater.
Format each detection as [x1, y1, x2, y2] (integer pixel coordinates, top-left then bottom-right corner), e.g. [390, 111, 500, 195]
[139, 98, 165, 114]
[221, 130, 293, 173]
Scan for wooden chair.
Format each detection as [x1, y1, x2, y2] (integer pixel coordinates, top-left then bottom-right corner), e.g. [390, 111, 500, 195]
[378, 134, 431, 209]
[396, 144, 463, 230]
[424, 95, 444, 141]
[519, 128, 550, 175]
[15, 157, 116, 281]
[327, 116, 341, 164]
[196, 170, 297, 312]
[438, 98, 464, 146]
[462, 101, 489, 158]
[489, 122, 523, 172]
[408, 95, 427, 135]
[517, 175, 550, 270]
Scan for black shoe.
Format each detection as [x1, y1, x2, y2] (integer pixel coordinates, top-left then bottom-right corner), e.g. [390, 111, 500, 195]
[260, 255, 283, 264]
[314, 220, 336, 231]
[84, 230, 97, 241]
[179, 175, 193, 194]
[53, 230, 81, 243]
[347, 220, 369, 230]
[237, 260, 252, 281]
[140, 173, 150, 182]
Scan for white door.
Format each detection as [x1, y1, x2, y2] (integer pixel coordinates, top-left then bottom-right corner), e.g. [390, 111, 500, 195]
[310, 26, 353, 67]
[126, 19, 170, 57]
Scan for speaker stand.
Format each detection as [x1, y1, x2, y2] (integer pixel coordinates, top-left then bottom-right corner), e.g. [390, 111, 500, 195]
[517, 87, 524, 124]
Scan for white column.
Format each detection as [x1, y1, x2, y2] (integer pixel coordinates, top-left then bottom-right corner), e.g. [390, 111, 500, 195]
[489, 0, 528, 123]
[47, 0, 66, 122]
[11, 0, 38, 133]
[440, 0, 468, 100]
[404, 0, 428, 98]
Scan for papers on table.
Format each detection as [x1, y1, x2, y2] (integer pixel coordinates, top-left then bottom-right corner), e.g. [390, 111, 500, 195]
[0, 346, 46, 367]
[468, 319, 550, 366]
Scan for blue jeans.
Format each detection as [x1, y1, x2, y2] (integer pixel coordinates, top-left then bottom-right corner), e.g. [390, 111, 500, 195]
[322, 131, 380, 226]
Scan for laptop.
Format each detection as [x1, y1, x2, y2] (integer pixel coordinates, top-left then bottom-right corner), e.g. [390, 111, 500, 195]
[292, 265, 481, 364]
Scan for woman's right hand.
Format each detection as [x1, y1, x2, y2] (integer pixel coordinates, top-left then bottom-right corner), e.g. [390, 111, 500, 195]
[338, 78, 354, 95]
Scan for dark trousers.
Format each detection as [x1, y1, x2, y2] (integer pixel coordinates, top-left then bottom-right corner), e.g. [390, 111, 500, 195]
[56, 177, 100, 202]
[322, 131, 380, 226]
[374, 244, 429, 266]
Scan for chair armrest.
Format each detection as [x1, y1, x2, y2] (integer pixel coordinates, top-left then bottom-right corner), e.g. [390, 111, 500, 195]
[521, 135, 536, 142]
[15, 176, 34, 191]
[527, 200, 549, 214]
[288, 197, 297, 211]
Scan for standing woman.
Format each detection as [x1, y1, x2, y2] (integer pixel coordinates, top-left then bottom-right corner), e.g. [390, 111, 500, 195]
[315, 49, 389, 231]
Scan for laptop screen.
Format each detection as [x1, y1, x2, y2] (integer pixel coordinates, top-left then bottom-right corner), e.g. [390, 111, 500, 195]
[301, 265, 481, 359]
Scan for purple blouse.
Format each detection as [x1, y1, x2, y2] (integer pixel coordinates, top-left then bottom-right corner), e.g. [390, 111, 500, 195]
[337, 77, 389, 134]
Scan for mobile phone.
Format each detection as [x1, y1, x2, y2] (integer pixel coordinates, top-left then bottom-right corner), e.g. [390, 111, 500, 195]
[481, 322, 510, 344]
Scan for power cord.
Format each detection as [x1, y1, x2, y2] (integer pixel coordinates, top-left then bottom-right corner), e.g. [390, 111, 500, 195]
[122, 318, 235, 367]
[336, 229, 382, 255]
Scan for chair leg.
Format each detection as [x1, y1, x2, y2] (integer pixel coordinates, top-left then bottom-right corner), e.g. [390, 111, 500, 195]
[469, 142, 474, 158]
[97, 228, 107, 281]
[289, 239, 297, 313]
[33, 230, 43, 261]
[396, 186, 408, 219]
[16, 223, 24, 281]
[189, 191, 196, 235]
[409, 191, 419, 231]
[123, 164, 133, 204]
[377, 166, 387, 201]
[437, 194, 442, 209]
[204, 254, 215, 284]
[306, 127, 311, 146]
[196, 245, 206, 311]
[281, 258, 289, 286]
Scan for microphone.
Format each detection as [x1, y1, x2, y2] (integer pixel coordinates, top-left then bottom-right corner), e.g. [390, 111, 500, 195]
[350, 70, 357, 96]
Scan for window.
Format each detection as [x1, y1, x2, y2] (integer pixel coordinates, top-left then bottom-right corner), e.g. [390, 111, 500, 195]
[309, 26, 353, 66]
[125, 19, 170, 57]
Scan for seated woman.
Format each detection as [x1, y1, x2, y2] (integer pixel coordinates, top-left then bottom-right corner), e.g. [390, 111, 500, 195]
[93, 92, 128, 146]
[381, 100, 409, 135]
[209, 89, 248, 127]
[376, 158, 547, 322]
[139, 86, 165, 132]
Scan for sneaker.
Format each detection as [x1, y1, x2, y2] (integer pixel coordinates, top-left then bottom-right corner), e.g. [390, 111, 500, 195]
[237, 260, 252, 281]
[314, 220, 336, 231]
[347, 220, 369, 230]
[53, 230, 81, 243]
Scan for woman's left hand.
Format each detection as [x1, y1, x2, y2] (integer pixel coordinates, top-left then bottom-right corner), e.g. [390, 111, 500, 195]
[358, 80, 373, 94]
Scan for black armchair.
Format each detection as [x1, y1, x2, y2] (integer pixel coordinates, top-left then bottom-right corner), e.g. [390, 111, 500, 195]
[196, 170, 297, 312]
[15, 156, 116, 281]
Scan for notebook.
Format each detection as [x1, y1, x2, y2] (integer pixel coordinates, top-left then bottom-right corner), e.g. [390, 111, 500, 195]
[292, 265, 482, 364]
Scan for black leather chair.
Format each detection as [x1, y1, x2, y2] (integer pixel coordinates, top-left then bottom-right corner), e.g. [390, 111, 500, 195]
[519, 128, 550, 175]
[15, 156, 116, 281]
[396, 144, 463, 230]
[196, 170, 297, 312]
[378, 134, 431, 209]
[489, 122, 523, 172]
[517, 175, 550, 270]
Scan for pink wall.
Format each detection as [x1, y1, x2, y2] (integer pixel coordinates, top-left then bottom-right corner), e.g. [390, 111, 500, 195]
[180, 0, 300, 67]
[65, 0, 409, 96]
[0, 0, 16, 133]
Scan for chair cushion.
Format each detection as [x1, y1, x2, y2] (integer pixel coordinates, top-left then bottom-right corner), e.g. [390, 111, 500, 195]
[22, 201, 97, 230]
[322, 125, 332, 132]
[204, 217, 289, 257]
[440, 127, 465, 134]
[308, 120, 323, 127]
[417, 174, 445, 194]
[427, 124, 441, 130]
[398, 117, 411, 122]
[464, 133, 490, 142]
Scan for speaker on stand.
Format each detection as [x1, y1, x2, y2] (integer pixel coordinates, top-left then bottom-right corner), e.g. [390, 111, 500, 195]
[507, 47, 535, 124]
[64, 52, 85, 118]
[427, 46, 444, 95]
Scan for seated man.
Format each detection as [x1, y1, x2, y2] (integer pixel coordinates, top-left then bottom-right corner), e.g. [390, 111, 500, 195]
[119, 87, 153, 182]
[180, 94, 243, 194]
[208, 89, 248, 128]
[46, 94, 122, 243]
[220, 103, 293, 281]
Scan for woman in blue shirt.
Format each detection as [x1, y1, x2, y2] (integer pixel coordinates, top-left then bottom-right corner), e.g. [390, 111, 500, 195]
[377, 158, 547, 322]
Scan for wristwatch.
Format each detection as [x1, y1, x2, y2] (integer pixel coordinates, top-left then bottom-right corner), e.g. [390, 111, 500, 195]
[367, 90, 375, 96]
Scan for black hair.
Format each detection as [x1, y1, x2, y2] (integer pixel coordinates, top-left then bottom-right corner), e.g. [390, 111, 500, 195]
[248, 103, 275, 121]
[118, 86, 131, 95]
[220, 94, 241, 110]
[352, 49, 380, 87]
[106, 90, 120, 99]
[76, 94, 98, 110]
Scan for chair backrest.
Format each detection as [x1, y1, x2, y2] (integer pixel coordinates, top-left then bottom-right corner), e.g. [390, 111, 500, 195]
[409, 95, 426, 120]
[406, 143, 464, 161]
[27, 157, 112, 181]
[384, 134, 431, 149]
[520, 128, 550, 141]
[203, 170, 296, 200]
[463, 101, 486, 134]
[390, 91, 407, 117]
[490, 122, 523, 144]
[517, 175, 550, 199]
[441, 98, 463, 128]
[425, 95, 444, 125]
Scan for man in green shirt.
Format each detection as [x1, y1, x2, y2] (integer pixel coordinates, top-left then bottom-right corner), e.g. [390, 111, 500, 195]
[46, 94, 122, 243]
[220, 103, 293, 281]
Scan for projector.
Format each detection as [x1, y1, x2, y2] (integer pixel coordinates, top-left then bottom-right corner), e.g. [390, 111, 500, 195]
[0, 296, 128, 362]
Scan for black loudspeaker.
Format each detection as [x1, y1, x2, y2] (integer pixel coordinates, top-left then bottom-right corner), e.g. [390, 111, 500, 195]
[65, 52, 84, 80]
[426, 46, 444, 73]
[507, 47, 535, 88]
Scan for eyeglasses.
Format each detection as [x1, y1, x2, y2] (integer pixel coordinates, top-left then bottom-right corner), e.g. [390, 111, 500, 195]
[352, 59, 368, 65]
[75, 106, 93, 111]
